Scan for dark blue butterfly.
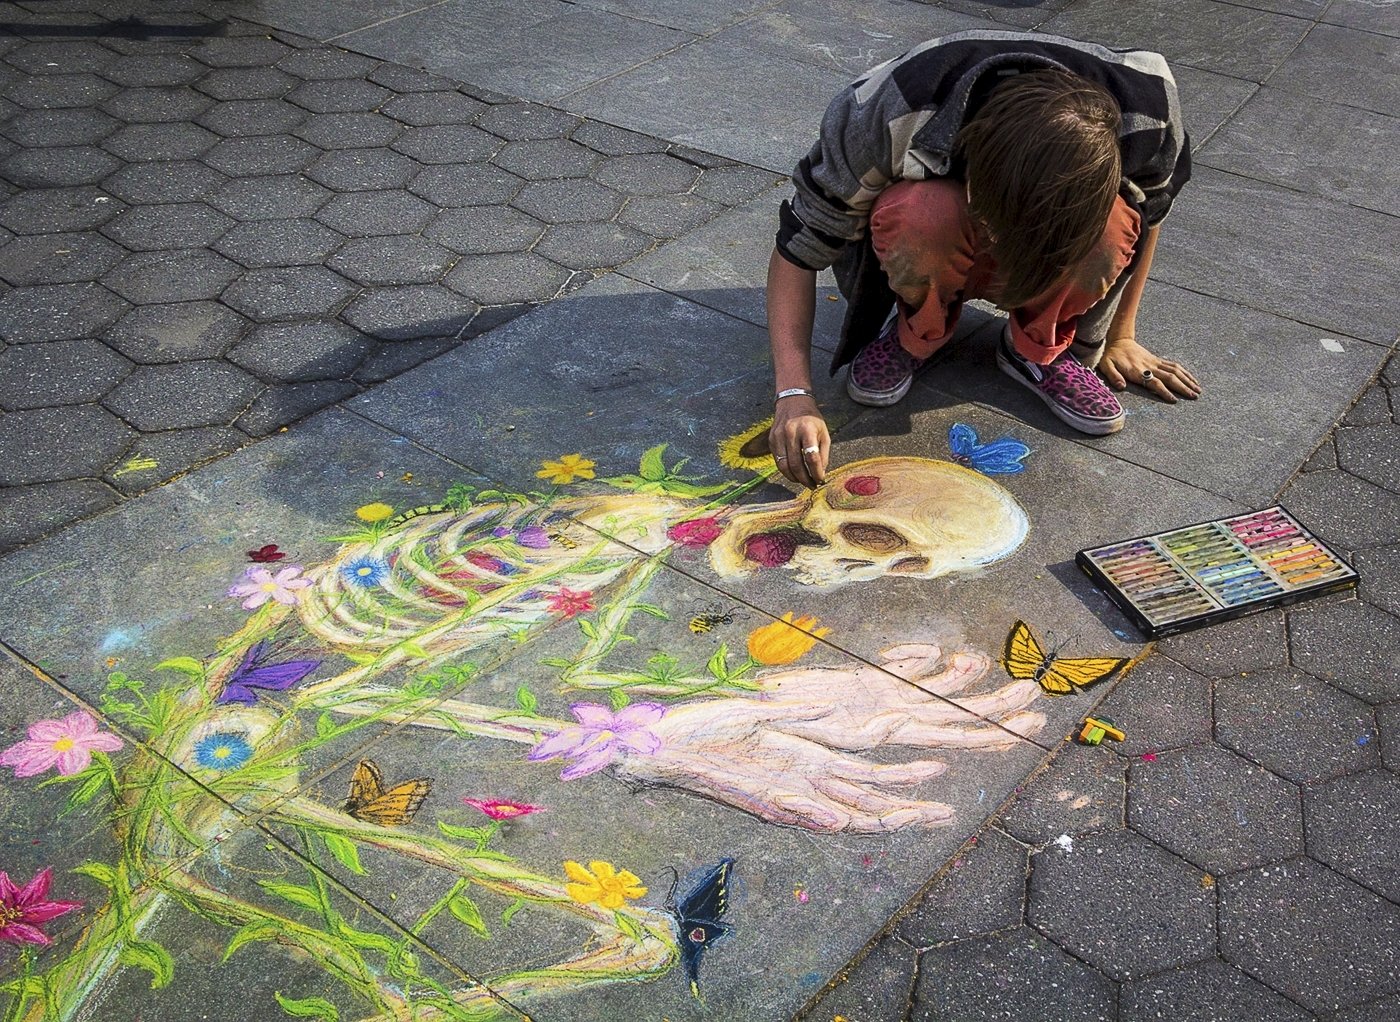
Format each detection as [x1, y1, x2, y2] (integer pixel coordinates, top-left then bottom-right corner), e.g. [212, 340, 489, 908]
[216, 641, 321, 706]
[667, 858, 736, 999]
[948, 423, 1031, 475]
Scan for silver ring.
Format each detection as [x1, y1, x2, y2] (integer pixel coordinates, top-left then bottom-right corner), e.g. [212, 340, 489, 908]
[802, 446, 820, 455]
[775, 455, 787, 462]
[1141, 369, 1154, 382]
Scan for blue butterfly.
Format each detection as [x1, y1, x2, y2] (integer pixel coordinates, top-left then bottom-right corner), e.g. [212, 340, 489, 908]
[667, 858, 736, 999]
[216, 641, 321, 706]
[948, 423, 1031, 475]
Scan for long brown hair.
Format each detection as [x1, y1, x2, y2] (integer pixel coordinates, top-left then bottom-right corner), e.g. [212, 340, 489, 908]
[954, 69, 1123, 308]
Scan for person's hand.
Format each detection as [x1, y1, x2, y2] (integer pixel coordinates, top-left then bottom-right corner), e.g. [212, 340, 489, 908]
[613, 643, 1044, 833]
[1099, 335, 1201, 402]
[769, 394, 829, 488]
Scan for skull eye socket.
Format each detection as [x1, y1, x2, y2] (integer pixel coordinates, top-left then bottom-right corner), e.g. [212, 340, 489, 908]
[839, 522, 905, 552]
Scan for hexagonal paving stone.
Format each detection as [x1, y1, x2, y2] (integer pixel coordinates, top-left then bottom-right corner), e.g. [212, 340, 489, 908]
[1304, 768, 1400, 901]
[570, 120, 668, 156]
[98, 85, 213, 123]
[99, 202, 233, 250]
[913, 927, 1117, 1022]
[0, 186, 121, 233]
[424, 205, 543, 255]
[1380, 703, 1400, 772]
[286, 79, 390, 114]
[295, 111, 402, 149]
[999, 744, 1126, 846]
[315, 190, 434, 236]
[221, 266, 357, 322]
[101, 248, 241, 304]
[328, 236, 455, 287]
[2, 107, 120, 146]
[275, 48, 379, 81]
[492, 138, 599, 180]
[1335, 421, 1400, 491]
[0, 232, 124, 286]
[617, 192, 721, 238]
[380, 90, 485, 127]
[5, 73, 116, 109]
[533, 222, 650, 270]
[1328, 994, 1400, 1022]
[1028, 829, 1215, 981]
[0, 339, 131, 410]
[1089, 656, 1215, 757]
[805, 936, 913, 1022]
[592, 152, 700, 195]
[444, 252, 572, 305]
[1353, 545, 1400, 618]
[1215, 668, 1379, 784]
[1129, 744, 1304, 874]
[512, 178, 623, 224]
[1343, 386, 1392, 426]
[367, 64, 455, 93]
[1280, 469, 1400, 552]
[1119, 958, 1312, 1022]
[104, 301, 248, 363]
[1, 144, 120, 187]
[475, 102, 579, 140]
[102, 425, 246, 496]
[102, 121, 217, 162]
[0, 404, 134, 485]
[8, 41, 116, 77]
[1219, 858, 1400, 1013]
[692, 164, 782, 204]
[391, 123, 500, 165]
[409, 163, 523, 207]
[210, 173, 331, 220]
[237, 379, 359, 436]
[193, 66, 296, 101]
[0, 479, 119, 549]
[213, 217, 343, 269]
[305, 147, 416, 190]
[340, 285, 477, 341]
[103, 360, 261, 431]
[201, 134, 319, 176]
[353, 335, 456, 383]
[228, 320, 374, 383]
[1157, 610, 1289, 678]
[0, 281, 128, 343]
[102, 159, 226, 203]
[896, 828, 1027, 947]
[196, 98, 307, 137]
[98, 53, 203, 87]
[186, 35, 294, 69]
[1288, 599, 1400, 702]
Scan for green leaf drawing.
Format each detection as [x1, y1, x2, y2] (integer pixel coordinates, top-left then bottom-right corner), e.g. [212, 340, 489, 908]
[514, 686, 538, 714]
[153, 656, 204, 677]
[258, 881, 324, 912]
[400, 641, 431, 660]
[332, 924, 397, 956]
[120, 939, 175, 989]
[322, 834, 366, 876]
[315, 712, 337, 738]
[577, 618, 598, 640]
[538, 656, 573, 669]
[631, 603, 670, 620]
[274, 992, 340, 1021]
[436, 820, 492, 849]
[614, 910, 644, 943]
[448, 894, 489, 938]
[638, 444, 668, 482]
[501, 898, 526, 926]
[608, 687, 630, 711]
[72, 861, 117, 887]
[343, 650, 378, 666]
[64, 770, 110, 813]
[706, 644, 730, 682]
[223, 920, 282, 961]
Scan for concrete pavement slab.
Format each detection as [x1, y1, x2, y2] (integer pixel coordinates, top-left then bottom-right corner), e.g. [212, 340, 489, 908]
[1267, 22, 1400, 116]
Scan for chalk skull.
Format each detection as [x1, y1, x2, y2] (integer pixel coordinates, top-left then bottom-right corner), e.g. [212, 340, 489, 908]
[709, 456, 1029, 586]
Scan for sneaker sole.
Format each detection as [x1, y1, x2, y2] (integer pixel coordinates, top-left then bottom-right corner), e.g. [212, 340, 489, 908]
[996, 348, 1124, 435]
[846, 372, 914, 407]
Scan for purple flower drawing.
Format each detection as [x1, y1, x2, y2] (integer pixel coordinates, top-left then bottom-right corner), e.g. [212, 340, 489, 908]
[216, 641, 322, 706]
[527, 702, 666, 780]
[228, 565, 312, 610]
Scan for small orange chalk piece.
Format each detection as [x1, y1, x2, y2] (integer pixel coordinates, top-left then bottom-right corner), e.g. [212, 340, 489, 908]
[1077, 716, 1125, 745]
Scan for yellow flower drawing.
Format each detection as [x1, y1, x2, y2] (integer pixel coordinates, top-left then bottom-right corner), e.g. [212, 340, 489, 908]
[563, 860, 647, 910]
[537, 454, 597, 485]
[747, 611, 832, 666]
[717, 417, 775, 472]
[355, 502, 394, 522]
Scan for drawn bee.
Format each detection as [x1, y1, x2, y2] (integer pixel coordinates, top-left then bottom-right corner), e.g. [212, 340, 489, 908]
[386, 503, 450, 527]
[548, 530, 579, 550]
[688, 607, 735, 635]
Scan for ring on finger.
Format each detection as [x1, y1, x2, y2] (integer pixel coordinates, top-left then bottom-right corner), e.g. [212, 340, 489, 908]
[801, 445, 820, 455]
[775, 455, 787, 462]
[1141, 369, 1154, 382]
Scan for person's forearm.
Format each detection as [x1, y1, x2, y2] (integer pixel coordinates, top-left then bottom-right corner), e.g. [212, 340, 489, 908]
[1108, 223, 1159, 341]
[766, 247, 818, 391]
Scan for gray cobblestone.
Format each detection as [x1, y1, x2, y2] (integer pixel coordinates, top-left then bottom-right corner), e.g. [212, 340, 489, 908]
[513, 178, 623, 223]
[1342, 386, 1393, 426]
[101, 248, 240, 302]
[1380, 703, 1400, 772]
[103, 425, 246, 495]
[1, 144, 120, 186]
[1288, 599, 1400, 703]
[100, 201, 232, 250]
[424, 205, 544, 255]
[193, 67, 296, 101]
[98, 85, 213, 123]
[9, 41, 117, 77]
[1215, 667, 1379, 784]
[475, 102, 579, 140]
[0, 339, 131, 410]
[5, 73, 116, 109]
[1328, 995, 1400, 1022]
[1280, 469, 1400, 553]
[340, 285, 477, 341]
[366, 64, 456, 94]
[186, 35, 293, 69]
[315, 189, 435, 236]
[533, 222, 650, 270]
[1353, 544, 1400, 618]
[0, 230, 124, 285]
[2, 107, 120, 146]
[295, 111, 402, 149]
[209, 173, 330, 219]
[380, 90, 485, 126]
[201, 134, 319, 175]
[103, 360, 260, 430]
[1302, 435, 1338, 472]
[0, 185, 121, 233]
[897, 828, 1027, 946]
[276, 48, 379, 81]
[1304, 769, 1400, 901]
[220, 265, 357, 321]
[0, 281, 128, 342]
[1158, 610, 1289, 678]
[104, 301, 248, 363]
[570, 119, 668, 156]
[408, 163, 523, 206]
[1335, 420, 1400, 491]
[305, 147, 416, 190]
[692, 164, 783, 203]
[285, 79, 390, 114]
[196, 97, 307, 136]
[1120, 959, 1312, 1022]
[593, 152, 699, 194]
[213, 217, 343, 268]
[102, 159, 226, 203]
[228, 321, 374, 383]
[494, 138, 600, 180]
[392, 123, 501, 165]
[352, 335, 456, 383]
[443, 252, 572, 305]
[617, 192, 722, 237]
[0, 478, 119, 548]
[328, 235, 454, 287]
[103, 120, 217, 162]
[0, 403, 133, 484]
[1000, 743, 1126, 846]
[1091, 658, 1215, 757]
[236, 379, 358, 437]
[807, 937, 914, 1022]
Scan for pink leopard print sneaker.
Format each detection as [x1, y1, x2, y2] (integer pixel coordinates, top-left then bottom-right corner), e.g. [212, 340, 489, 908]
[996, 324, 1125, 435]
[846, 319, 928, 406]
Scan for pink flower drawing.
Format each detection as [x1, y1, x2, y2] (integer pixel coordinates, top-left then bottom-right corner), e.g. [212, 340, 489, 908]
[0, 711, 123, 778]
[228, 565, 313, 610]
[0, 868, 81, 946]
[545, 587, 595, 618]
[527, 702, 666, 780]
[460, 797, 544, 820]
[667, 516, 724, 548]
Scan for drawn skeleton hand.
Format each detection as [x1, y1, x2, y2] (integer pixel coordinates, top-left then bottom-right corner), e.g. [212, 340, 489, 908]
[611, 644, 1043, 833]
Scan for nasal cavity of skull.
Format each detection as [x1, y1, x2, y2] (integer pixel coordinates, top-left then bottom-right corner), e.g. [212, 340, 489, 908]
[839, 522, 904, 553]
[743, 525, 828, 567]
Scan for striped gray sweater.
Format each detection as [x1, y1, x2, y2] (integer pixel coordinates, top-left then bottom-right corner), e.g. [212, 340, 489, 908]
[778, 30, 1191, 272]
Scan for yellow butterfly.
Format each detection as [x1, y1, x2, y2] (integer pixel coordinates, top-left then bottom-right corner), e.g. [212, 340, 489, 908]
[1001, 620, 1128, 696]
[343, 759, 431, 827]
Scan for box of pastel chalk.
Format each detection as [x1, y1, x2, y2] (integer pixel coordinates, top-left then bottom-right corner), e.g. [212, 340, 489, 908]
[1075, 506, 1359, 638]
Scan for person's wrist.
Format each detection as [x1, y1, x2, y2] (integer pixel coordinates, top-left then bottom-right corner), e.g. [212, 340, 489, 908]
[775, 387, 814, 401]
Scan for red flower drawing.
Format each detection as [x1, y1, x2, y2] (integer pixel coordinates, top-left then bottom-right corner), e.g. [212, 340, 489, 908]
[246, 544, 286, 563]
[0, 868, 81, 946]
[667, 516, 724, 548]
[546, 587, 595, 617]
